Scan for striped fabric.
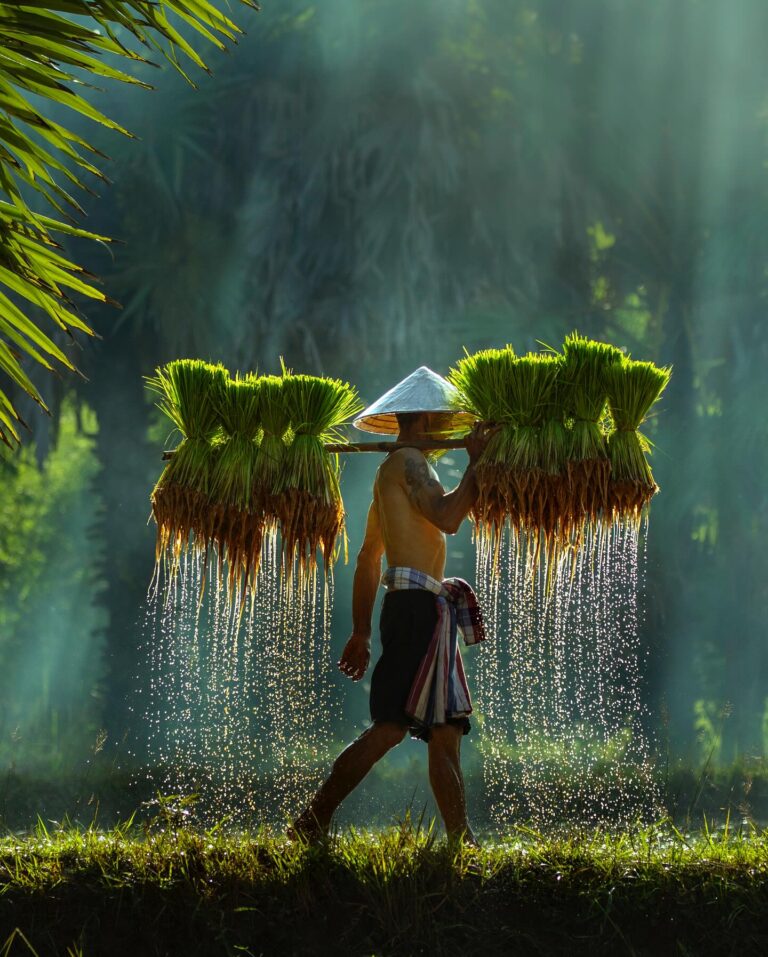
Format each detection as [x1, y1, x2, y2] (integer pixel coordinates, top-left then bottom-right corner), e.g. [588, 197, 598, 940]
[381, 566, 487, 731]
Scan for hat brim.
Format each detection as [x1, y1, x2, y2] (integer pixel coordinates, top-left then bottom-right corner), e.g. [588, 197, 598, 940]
[353, 410, 476, 435]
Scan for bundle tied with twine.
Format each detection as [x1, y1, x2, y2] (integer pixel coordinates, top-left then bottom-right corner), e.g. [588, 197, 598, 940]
[147, 359, 227, 569]
[448, 346, 517, 550]
[503, 353, 562, 533]
[251, 374, 290, 533]
[538, 352, 577, 538]
[560, 333, 624, 523]
[279, 372, 363, 582]
[605, 358, 671, 520]
[449, 348, 565, 549]
[208, 373, 263, 595]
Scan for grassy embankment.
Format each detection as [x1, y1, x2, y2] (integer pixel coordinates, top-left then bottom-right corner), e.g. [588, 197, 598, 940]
[1, 816, 767, 956]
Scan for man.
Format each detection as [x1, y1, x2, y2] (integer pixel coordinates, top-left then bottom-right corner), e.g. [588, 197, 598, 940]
[290, 367, 491, 843]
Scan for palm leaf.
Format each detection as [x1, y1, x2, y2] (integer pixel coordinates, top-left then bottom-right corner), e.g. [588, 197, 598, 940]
[0, 0, 257, 445]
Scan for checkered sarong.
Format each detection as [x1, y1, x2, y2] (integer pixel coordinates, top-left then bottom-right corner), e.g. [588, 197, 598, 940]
[381, 566, 486, 729]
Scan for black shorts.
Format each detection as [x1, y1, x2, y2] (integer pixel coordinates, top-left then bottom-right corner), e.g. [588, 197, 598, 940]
[369, 590, 471, 742]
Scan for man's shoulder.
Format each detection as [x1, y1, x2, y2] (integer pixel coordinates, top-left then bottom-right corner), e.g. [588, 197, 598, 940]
[379, 447, 425, 476]
[376, 449, 430, 500]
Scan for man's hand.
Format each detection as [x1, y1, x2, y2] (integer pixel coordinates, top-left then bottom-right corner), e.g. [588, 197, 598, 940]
[465, 421, 499, 465]
[338, 633, 371, 681]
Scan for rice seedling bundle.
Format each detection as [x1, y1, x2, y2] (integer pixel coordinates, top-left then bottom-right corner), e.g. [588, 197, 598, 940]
[448, 347, 519, 541]
[604, 358, 671, 520]
[537, 353, 575, 537]
[503, 353, 562, 531]
[279, 373, 363, 580]
[208, 374, 263, 592]
[147, 359, 228, 566]
[251, 374, 290, 529]
[449, 349, 564, 541]
[560, 333, 623, 523]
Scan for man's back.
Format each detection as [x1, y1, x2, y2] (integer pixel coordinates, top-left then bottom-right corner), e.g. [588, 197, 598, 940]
[373, 448, 446, 580]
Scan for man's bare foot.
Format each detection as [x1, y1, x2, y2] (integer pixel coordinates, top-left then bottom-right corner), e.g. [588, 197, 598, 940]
[287, 808, 330, 845]
[447, 826, 480, 849]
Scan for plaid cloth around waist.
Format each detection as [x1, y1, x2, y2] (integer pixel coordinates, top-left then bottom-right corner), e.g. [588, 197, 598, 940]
[381, 566, 487, 728]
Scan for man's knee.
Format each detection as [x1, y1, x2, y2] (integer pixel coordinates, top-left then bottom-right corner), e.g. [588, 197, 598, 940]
[370, 721, 407, 752]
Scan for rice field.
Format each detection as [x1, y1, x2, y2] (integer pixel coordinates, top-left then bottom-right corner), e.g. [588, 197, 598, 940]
[1, 820, 767, 956]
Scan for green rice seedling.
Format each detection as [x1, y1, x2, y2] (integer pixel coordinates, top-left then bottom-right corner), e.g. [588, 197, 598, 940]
[539, 361, 569, 476]
[146, 359, 228, 567]
[537, 352, 574, 540]
[605, 358, 671, 520]
[208, 374, 263, 594]
[279, 372, 363, 581]
[448, 346, 518, 545]
[561, 333, 623, 523]
[251, 374, 290, 529]
[503, 354, 561, 529]
[450, 349, 561, 541]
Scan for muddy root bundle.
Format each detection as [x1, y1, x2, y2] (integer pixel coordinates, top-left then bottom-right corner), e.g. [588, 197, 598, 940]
[279, 373, 363, 583]
[147, 360, 228, 570]
[605, 358, 671, 522]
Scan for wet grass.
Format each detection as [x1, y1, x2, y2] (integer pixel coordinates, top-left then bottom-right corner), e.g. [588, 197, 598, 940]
[1, 816, 767, 956]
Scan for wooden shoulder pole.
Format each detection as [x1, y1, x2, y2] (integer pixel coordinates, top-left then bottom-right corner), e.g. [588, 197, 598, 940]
[324, 438, 468, 454]
[162, 438, 468, 460]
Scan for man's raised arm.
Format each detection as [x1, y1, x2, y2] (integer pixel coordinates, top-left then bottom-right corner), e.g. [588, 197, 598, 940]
[394, 423, 490, 534]
[338, 500, 384, 681]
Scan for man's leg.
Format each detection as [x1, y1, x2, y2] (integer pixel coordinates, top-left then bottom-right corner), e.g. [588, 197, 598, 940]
[290, 721, 407, 838]
[427, 723, 477, 844]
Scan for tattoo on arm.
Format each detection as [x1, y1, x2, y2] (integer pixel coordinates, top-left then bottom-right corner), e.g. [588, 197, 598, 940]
[404, 455, 440, 500]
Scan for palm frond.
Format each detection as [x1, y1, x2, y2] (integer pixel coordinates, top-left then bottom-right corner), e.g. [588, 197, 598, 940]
[0, 0, 256, 445]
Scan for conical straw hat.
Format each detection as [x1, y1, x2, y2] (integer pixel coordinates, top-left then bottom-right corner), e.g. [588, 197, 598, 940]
[354, 366, 476, 435]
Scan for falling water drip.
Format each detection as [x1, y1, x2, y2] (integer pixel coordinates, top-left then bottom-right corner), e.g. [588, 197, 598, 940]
[138, 537, 334, 827]
[475, 519, 662, 830]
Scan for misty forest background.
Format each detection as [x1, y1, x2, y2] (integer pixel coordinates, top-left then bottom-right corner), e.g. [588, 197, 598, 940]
[1, 0, 766, 827]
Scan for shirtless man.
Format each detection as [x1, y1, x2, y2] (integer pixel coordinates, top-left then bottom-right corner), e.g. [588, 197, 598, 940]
[291, 410, 490, 843]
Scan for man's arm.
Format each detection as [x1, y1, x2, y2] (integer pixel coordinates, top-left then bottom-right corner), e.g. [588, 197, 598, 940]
[394, 423, 492, 534]
[338, 499, 384, 681]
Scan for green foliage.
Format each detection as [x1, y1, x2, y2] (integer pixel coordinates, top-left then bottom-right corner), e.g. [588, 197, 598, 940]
[0, 0, 256, 445]
[0, 399, 106, 765]
[694, 700, 728, 768]
[2, 823, 768, 956]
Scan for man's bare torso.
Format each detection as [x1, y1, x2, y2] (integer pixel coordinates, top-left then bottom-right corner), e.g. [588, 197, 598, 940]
[373, 449, 446, 580]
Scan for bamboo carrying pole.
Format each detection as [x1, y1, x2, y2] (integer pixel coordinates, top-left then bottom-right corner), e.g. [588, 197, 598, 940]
[324, 438, 468, 454]
[162, 438, 469, 460]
